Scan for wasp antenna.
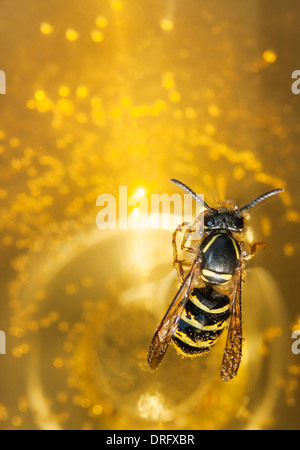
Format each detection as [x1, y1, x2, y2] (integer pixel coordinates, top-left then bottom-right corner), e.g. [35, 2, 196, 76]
[237, 188, 284, 213]
[170, 178, 215, 211]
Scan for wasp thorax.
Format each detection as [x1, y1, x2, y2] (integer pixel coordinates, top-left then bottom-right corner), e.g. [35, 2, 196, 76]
[204, 211, 244, 233]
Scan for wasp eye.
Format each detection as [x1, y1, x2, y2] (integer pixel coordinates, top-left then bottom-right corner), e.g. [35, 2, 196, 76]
[205, 216, 215, 227]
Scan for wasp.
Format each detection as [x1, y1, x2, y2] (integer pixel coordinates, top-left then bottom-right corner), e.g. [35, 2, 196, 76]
[148, 179, 283, 381]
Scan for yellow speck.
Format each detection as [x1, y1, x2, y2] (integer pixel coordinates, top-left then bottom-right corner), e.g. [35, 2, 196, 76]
[286, 210, 300, 222]
[96, 16, 108, 28]
[111, 0, 122, 11]
[42, 195, 53, 206]
[76, 86, 89, 98]
[154, 99, 166, 111]
[81, 398, 91, 408]
[9, 138, 20, 148]
[57, 392, 68, 403]
[91, 97, 102, 108]
[57, 98, 74, 115]
[0, 130, 6, 140]
[9, 326, 23, 337]
[40, 22, 53, 35]
[208, 103, 221, 117]
[12, 416, 22, 427]
[58, 321, 70, 332]
[261, 216, 272, 237]
[91, 30, 104, 43]
[204, 124, 216, 136]
[0, 189, 7, 199]
[53, 358, 64, 369]
[264, 327, 282, 342]
[26, 99, 36, 109]
[65, 284, 77, 295]
[288, 365, 300, 376]
[36, 98, 53, 113]
[92, 405, 103, 415]
[18, 398, 29, 412]
[28, 321, 39, 332]
[169, 91, 181, 103]
[12, 347, 22, 358]
[34, 90, 46, 101]
[66, 28, 79, 41]
[20, 344, 29, 354]
[81, 277, 93, 288]
[263, 49, 277, 63]
[0, 404, 8, 421]
[59, 86, 70, 97]
[162, 72, 175, 90]
[284, 243, 295, 257]
[48, 312, 59, 323]
[160, 18, 174, 31]
[233, 165, 245, 180]
[64, 341, 74, 352]
[185, 107, 197, 119]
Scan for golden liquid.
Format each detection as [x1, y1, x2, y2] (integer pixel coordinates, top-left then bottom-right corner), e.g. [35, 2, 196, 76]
[0, 0, 299, 430]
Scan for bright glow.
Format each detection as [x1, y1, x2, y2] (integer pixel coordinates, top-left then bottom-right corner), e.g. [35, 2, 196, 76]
[263, 49, 277, 63]
[76, 86, 89, 98]
[95, 16, 108, 28]
[160, 18, 174, 31]
[66, 29, 79, 41]
[91, 30, 104, 43]
[137, 392, 168, 421]
[135, 187, 146, 197]
[34, 90, 46, 101]
[58, 86, 70, 97]
[111, 0, 122, 11]
[40, 22, 53, 35]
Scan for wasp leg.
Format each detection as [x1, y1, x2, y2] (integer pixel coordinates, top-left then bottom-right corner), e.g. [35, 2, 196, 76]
[172, 223, 188, 283]
[244, 241, 266, 260]
[180, 216, 202, 253]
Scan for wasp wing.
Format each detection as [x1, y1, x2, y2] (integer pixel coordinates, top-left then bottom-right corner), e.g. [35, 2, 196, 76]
[220, 269, 243, 382]
[147, 257, 201, 369]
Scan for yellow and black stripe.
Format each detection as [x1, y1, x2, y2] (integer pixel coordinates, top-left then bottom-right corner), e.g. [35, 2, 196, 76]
[200, 233, 241, 285]
[172, 286, 230, 357]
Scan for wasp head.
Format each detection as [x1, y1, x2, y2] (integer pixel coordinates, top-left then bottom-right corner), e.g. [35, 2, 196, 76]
[204, 211, 244, 233]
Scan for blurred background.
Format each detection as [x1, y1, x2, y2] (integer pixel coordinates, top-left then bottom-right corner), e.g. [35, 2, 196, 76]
[0, 0, 299, 430]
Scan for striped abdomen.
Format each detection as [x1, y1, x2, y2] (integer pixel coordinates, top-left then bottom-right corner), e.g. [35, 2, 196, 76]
[172, 286, 230, 357]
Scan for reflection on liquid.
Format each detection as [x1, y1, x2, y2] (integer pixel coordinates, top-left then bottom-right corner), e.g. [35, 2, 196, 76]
[5, 225, 287, 430]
